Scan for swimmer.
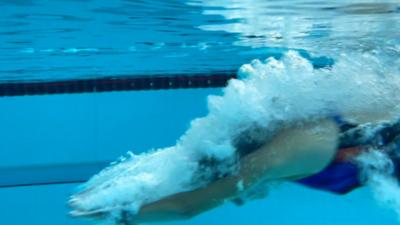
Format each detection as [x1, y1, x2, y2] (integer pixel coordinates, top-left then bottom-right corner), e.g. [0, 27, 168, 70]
[69, 116, 400, 224]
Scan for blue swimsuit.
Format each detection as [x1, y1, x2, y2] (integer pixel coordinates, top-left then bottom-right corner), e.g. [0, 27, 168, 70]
[296, 159, 361, 194]
[296, 118, 400, 194]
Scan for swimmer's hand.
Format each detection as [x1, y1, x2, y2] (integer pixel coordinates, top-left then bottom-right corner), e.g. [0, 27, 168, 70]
[69, 202, 140, 225]
[68, 174, 243, 224]
[68, 200, 108, 221]
[69, 193, 203, 224]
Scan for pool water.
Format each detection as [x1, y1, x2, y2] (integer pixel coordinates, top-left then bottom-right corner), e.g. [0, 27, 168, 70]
[1, 0, 400, 225]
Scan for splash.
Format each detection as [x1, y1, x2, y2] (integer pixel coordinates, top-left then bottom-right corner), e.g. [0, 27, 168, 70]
[69, 51, 400, 222]
[356, 150, 400, 220]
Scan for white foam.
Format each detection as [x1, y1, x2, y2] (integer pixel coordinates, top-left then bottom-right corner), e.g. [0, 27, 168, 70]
[70, 51, 400, 221]
[356, 150, 400, 220]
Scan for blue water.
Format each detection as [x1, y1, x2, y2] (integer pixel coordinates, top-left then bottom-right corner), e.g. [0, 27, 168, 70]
[1, 0, 400, 225]
[0, 0, 287, 81]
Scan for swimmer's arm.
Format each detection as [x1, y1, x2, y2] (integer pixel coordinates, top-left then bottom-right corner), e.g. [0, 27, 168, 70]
[133, 146, 276, 223]
[133, 176, 240, 223]
[133, 152, 284, 224]
[133, 159, 266, 223]
[132, 119, 339, 224]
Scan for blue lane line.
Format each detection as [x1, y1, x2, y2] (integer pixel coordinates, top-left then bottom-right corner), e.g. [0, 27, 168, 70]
[0, 162, 108, 188]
